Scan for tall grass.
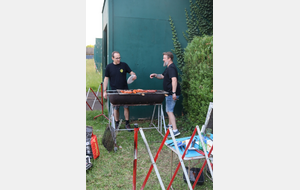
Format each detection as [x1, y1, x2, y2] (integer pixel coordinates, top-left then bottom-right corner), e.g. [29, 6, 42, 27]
[86, 59, 102, 92]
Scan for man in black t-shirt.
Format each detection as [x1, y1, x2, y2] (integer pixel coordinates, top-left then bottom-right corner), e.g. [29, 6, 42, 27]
[103, 51, 137, 132]
[150, 52, 181, 137]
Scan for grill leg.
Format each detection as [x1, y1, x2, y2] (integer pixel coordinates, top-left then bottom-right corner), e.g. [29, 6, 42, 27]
[158, 105, 160, 131]
[160, 105, 166, 134]
[150, 105, 156, 126]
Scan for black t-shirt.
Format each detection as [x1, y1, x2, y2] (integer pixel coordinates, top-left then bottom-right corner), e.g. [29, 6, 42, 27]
[162, 63, 181, 95]
[105, 62, 132, 90]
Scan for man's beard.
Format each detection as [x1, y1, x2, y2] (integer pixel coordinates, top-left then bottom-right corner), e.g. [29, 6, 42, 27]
[163, 61, 168, 67]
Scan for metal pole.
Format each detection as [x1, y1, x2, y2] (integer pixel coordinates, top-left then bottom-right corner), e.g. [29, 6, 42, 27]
[196, 125, 213, 179]
[86, 88, 93, 110]
[93, 83, 109, 120]
[92, 83, 101, 109]
[157, 106, 160, 129]
[133, 124, 138, 190]
[90, 87, 103, 108]
[150, 105, 156, 126]
[86, 101, 93, 111]
[166, 127, 195, 190]
[86, 88, 90, 101]
[188, 161, 191, 190]
[139, 128, 167, 190]
[170, 151, 173, 181]
[192, 146, 213, 190]
[161, 105, 166, 134]
[101, 83, 104, 113]
[109, 103, 114, 128]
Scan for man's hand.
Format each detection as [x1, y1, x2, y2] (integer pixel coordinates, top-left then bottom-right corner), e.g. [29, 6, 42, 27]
[150, 73, 164, 79]
[172, 93, 176, 100]
[132, 75, 137, 81]
[103, 91, 107, 99]
[150, 73, 156, 79]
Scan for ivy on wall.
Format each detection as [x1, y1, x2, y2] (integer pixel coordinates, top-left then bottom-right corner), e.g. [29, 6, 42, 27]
[169, 16, 185, 70]
[169, 0, 213, 69]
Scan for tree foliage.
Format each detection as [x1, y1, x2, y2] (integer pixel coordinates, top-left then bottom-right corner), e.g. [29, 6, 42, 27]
[182, 35, 213, 128]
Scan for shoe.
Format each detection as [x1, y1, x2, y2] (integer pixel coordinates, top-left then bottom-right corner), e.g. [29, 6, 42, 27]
[168, 130, 180, 138]
[114, 122, 120, 130]
[125, 124, 133, 132]
[165, 125, 173, 130]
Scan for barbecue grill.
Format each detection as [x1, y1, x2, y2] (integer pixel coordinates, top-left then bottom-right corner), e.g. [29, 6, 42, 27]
[107, 90, 168, 105]
[103, 89, 168, 152]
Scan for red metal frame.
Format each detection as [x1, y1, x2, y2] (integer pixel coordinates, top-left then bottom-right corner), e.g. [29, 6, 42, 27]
[192, 145, 213, 189]
[140, 129, 170, 190]
[195, 149, 205, 156]
[133, 127, 139, 190]
[130, 124, 213, 190]
[92, 83, 109, 120]
[90, 87, 103, 107]
[166, 127, 198, 190]
[132, 126, 212, 190]
[86, 101, 93, 110]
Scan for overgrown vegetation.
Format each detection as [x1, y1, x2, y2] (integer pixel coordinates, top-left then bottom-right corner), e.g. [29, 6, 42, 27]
[182, 35, 213, 128]
[169, 17, 185, 70]
[169, 0, 213, 70]
[183, 0, 213, 42]
[169, 0, 213, 129]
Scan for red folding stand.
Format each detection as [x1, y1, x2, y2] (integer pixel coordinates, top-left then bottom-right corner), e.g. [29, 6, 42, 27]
[133, 126, 138, 190]
[90, 83, 108, 120]
[133, 125, 171, 190]
[166, 127, 198, 190]
[140, 129, 170, 190]
[167, 125, 213, 190]
[86, 88, 93, 110]
[132, 125, 212, 190]
[193, 145, 213, 189]
[86, 84, 101, 111]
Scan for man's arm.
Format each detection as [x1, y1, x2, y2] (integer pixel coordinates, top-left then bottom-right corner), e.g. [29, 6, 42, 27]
[171, 77, 177, 100]
[103, 77, 109, 99]
[150, 73, 164, 79]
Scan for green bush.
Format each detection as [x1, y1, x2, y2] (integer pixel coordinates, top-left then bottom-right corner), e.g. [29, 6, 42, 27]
[182, 35, 213, 128]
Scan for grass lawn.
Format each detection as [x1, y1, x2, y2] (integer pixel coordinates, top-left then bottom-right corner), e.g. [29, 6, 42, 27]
[86, 110, 213, 190]
[86, 59, 213, 189]
[86, 59, 102, 92]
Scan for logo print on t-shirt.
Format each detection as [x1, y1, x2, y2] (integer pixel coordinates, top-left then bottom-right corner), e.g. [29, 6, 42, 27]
[120, 69, 123, 73]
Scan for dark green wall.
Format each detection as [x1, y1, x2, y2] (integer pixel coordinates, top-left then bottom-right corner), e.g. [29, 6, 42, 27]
[102, 0, 111, 73]
[102, 0, 190, 120]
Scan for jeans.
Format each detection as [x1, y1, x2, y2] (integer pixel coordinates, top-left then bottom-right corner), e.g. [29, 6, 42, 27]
[113, 105, 129, 110]
[165, 95, 179, 112]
